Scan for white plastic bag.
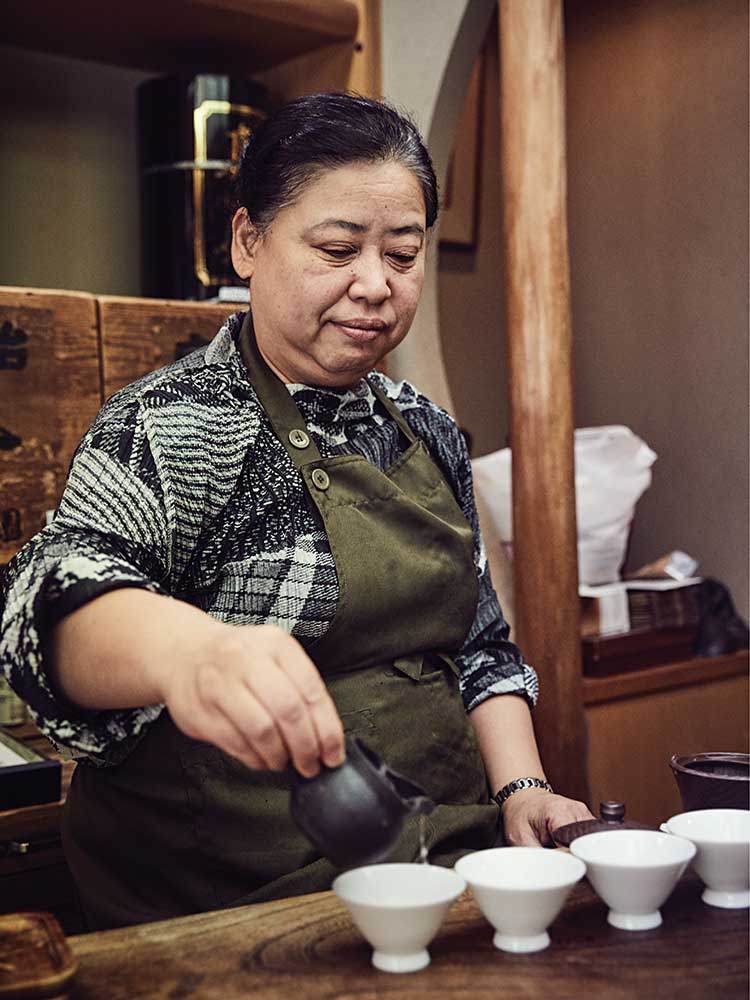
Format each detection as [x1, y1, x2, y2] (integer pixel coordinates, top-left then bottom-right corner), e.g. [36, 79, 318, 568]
[471, 426, 657, 586]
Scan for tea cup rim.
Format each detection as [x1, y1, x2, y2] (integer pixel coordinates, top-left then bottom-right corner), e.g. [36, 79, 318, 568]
[454, 846, 586, 890]
[662, 808, 750, 843]
[569, 828, 697, 867]
[332, 862, 466, 909]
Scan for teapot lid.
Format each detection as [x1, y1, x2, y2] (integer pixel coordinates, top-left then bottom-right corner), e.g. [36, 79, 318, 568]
[552, 800, 654, 847]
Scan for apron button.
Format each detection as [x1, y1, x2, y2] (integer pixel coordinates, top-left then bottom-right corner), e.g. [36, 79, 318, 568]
[289, 429, 310, 449]
[311, 468, 330, 491]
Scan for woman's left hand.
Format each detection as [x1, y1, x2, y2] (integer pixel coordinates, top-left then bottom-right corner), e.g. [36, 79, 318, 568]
[501, 788, 594, 847]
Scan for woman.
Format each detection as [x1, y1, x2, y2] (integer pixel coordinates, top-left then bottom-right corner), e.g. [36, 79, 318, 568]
[0, 93, 592, 929]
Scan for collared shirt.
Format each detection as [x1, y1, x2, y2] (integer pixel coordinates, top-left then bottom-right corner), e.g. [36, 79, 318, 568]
[0, 311, 538, 765]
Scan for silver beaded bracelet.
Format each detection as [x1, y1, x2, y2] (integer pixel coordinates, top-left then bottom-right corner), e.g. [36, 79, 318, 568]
[493, 777, 553, 807]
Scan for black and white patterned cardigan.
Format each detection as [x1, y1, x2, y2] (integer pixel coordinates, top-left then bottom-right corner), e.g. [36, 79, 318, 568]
[0, 311, 538, 766]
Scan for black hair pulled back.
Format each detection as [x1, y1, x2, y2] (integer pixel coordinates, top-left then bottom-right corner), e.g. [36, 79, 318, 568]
[236, 92, 438, 232]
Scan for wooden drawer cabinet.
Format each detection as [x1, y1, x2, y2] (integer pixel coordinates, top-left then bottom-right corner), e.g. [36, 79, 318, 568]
[584, 651, 749, 828]
[99, 296, 237, 399]
[0, 287, 238, 565]
[0, 288, 100, 563]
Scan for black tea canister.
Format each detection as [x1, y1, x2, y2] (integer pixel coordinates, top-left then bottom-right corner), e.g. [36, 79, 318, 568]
[137, 74, 269, 301]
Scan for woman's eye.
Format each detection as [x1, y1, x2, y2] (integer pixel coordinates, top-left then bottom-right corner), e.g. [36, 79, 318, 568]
[320, 246, 355, 260]
[388, 252, 418, 267]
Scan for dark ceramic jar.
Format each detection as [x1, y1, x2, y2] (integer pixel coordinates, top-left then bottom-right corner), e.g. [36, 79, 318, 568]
[670, 753, 750, 811]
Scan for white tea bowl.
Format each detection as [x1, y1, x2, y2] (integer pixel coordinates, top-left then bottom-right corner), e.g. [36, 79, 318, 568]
[569, 829, 696, 930]
[660, 808, 750, 908]
[454, 847, 586, 953]
[332, 863, 465, 973]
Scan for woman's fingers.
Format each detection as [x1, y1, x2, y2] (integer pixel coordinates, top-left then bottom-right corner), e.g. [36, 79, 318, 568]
[502, 791, 595, 846]
[228, 660, 323, 777]
[176, 623, 345, 776]
[201, 670, 291, 771]
[183, 695, 268, 771]
[270, 637, 346, 771]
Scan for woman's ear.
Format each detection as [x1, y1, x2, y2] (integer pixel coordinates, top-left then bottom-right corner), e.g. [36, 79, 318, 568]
[231, 208, 261, 280]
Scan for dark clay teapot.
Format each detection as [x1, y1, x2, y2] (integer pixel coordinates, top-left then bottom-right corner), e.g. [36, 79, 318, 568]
[289, 736, 435, 868]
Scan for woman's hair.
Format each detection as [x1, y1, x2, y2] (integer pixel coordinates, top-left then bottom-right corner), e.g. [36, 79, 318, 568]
[236, 92, 438, 232]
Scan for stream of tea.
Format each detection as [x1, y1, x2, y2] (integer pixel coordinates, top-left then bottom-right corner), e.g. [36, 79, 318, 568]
[418, 813, 429, 863]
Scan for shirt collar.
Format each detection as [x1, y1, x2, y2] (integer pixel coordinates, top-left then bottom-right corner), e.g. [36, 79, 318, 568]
[287, 380, 378, 426]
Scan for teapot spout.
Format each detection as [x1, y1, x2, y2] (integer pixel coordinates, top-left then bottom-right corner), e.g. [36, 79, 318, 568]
[385, 770, 435, 816]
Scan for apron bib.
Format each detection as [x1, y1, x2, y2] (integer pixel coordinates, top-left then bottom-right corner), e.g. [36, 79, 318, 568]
[63, 313, 499, 928]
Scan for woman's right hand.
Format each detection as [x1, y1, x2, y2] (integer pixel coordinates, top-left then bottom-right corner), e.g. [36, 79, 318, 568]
[159, 620, 346, 778]
[50, 589, 345, 778]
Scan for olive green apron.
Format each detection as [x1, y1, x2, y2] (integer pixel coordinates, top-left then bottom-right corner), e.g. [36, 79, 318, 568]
[62, 313, 499, 929]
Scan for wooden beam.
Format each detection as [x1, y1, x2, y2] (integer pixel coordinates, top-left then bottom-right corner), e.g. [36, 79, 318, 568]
[497, 0, 589, 802]
[1, 0, 359, 75]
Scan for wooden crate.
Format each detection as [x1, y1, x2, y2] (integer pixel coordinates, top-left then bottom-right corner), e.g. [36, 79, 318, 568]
[0, 287, 100, 562]
[98, 296, 241, 401]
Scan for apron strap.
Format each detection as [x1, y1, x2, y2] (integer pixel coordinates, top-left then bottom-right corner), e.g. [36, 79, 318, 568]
[237, 311, 324, 471]
[366, 377, 418, 448]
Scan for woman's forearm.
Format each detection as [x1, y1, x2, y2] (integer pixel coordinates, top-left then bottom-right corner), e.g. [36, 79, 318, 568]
[468, 693, 547, 796]
[49, 588, 345, 777]
[470, 692, 593, 845]
[49, 588, 220, 709]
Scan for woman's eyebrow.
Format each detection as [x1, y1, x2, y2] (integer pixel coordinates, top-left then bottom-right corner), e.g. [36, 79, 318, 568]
[389, 224, 425, 238]
[306, 219, 425, 238]
[308, 219, 367, 234]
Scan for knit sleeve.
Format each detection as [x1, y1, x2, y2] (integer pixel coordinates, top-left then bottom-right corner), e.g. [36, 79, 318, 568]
[0, 398, 173, 765]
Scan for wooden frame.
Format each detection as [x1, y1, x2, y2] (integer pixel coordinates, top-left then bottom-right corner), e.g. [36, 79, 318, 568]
[498, 0, 589, 802]
[440, 57, 484, 249]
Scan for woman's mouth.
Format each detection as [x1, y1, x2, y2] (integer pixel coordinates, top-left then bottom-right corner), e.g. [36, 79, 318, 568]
[331, 319, 388, 343]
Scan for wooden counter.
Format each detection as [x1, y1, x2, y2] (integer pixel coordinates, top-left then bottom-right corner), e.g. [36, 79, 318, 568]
[67, 874, 748, 999]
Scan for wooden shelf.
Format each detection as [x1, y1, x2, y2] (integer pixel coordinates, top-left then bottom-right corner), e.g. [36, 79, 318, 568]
[583, 649, 749, 705]
[3, 0, 359, 75]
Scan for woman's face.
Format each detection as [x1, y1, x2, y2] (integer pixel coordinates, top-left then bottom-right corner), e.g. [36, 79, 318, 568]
[231, 161, 427, 387]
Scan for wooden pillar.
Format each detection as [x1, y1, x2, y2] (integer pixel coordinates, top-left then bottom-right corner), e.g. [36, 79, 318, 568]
[497, 0, 589, 802]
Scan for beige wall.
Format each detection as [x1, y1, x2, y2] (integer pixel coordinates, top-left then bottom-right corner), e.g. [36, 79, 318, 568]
[439, 0, 748, 617]
[565, 0, 749, 615]
[0, 46, 149, 296]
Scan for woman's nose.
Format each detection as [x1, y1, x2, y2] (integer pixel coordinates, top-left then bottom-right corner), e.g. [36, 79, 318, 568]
[348, 255, 391, 303]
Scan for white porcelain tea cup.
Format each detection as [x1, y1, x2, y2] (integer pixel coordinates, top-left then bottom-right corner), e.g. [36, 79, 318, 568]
[454, 847, 586, 953]
[569, 829, 696, 930]
[332, 863, 465, 973]
[660, 808, 750, 908]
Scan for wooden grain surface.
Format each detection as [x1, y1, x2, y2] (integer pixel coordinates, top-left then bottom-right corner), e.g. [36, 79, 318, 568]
[0, 287, 100, 563]
[586, 664, 749, 828]
[68, 876, 748, 999]
[497, 1, 587, 802]
[98, 296, 239, 401]
[0, 910, 78, 997]
[1, 0, 359, 75]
